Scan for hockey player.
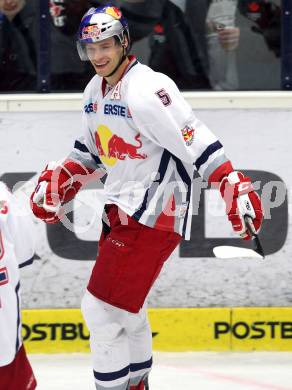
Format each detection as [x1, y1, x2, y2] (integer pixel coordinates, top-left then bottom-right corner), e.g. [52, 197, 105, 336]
[30, 5, 263, 390]
[0, 181, 36, 390]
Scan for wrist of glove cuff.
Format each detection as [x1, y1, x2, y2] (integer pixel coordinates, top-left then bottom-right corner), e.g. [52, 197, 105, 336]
[31, 201, 63, 224]
[38, 160, 89, 205]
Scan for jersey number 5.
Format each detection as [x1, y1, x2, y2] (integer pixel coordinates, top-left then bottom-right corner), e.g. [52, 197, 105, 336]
[155, 89, 172, 107]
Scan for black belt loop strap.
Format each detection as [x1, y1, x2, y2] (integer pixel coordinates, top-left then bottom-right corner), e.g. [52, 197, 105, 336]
[282, 0, 292, 89]
[37, 0, 50, 92]
[102, 206, 111, 237]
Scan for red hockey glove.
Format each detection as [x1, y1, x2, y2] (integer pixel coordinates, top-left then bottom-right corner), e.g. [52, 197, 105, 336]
[30, 180, 64, 224]
[30, 160, 91, 224]
[219, 171, 263, 240]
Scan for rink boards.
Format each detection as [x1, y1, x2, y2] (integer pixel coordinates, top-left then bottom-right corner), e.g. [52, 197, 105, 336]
[2, 105, 291, 311]
[22, 307, 292, 353]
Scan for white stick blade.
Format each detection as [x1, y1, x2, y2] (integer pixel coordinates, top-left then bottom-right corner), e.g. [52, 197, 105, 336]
[213, 246, 263, 259]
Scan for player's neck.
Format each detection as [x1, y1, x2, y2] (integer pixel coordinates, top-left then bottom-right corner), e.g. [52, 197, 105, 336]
[105, 57, 130, 87]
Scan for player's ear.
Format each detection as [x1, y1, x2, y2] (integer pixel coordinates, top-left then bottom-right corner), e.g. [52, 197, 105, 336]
[122, 36, 128, 49]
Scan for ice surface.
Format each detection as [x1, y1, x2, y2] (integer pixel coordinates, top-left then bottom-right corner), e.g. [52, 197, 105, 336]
[29, 351, 292, 390]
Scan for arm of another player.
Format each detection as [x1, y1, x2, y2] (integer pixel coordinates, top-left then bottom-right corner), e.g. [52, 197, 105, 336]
[0, 182, 35, 267]
[129, 73, 263, 239]
[9, 197, 36, 268]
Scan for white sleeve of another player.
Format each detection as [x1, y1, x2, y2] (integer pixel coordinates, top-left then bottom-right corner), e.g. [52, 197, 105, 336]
[5, 189, 36, 268]
[128, 72, 230, 181]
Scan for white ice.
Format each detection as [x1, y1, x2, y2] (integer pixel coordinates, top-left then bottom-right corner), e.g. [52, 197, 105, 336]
[29, 352, 292, 390]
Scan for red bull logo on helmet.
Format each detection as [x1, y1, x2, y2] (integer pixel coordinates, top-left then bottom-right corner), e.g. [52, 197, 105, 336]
[181, 125, 195, 146]
[95, 125, 147, 167]
[82, 24, 101, 40]
[105, 6, 122, 20]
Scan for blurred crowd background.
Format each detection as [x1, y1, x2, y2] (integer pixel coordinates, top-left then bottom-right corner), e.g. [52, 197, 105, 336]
[0, 0, 283, 93]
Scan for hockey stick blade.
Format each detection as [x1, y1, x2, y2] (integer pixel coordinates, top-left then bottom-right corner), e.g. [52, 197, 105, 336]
[213, 245, 263, 259]
[213, 216, 265, 259]
[244, 215, 265, 259]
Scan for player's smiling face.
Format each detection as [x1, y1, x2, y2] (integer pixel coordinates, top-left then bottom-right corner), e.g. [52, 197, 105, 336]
[86, 37, 124, 78]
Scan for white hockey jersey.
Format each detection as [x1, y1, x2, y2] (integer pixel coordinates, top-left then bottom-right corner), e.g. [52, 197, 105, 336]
[0, 182, 35, 366]
[69, 56, 230, 239]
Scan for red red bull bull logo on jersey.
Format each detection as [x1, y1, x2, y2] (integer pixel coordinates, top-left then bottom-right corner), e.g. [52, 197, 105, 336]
[95, 127, 147, 166]
[181, 125, 195, 146]
[108, 134, 147, 160]
[95, 132, 105, 157]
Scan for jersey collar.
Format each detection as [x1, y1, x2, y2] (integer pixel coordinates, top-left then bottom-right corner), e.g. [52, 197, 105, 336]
[101, 56, 138, 97]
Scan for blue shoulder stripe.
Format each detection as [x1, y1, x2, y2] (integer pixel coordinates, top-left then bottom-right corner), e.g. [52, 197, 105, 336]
[171, 155, 192, 237]
[74, 140, 89, 153]
[194, 141, 223, 171]
[74, 140, 104, 166]
[19, 256, 34, 269]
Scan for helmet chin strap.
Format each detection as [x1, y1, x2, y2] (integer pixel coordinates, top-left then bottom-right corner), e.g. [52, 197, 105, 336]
[104, 45, 127, 79]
